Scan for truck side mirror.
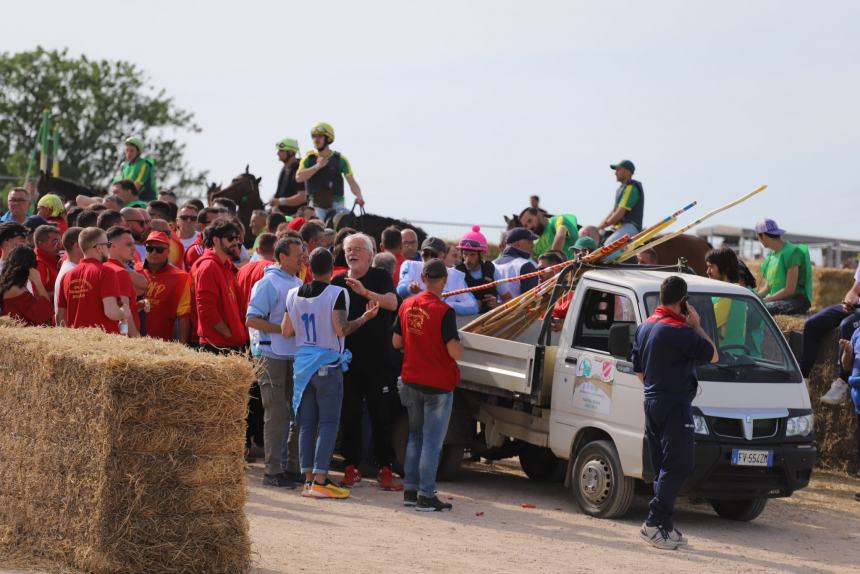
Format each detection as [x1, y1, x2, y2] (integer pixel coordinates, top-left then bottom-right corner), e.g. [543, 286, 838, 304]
[608, 323, 635, 359]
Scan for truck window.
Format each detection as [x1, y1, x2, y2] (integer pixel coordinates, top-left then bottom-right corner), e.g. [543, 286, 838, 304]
[573, 289, 636, 355]
[643, 291, 802, 383]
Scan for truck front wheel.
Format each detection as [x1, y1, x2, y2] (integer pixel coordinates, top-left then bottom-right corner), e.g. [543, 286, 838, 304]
[709, 498, 768, 521]
[570, 440, 635, 519]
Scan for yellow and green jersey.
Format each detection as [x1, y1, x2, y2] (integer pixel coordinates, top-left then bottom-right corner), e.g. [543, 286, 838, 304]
[115, 157, 157, 201]
[533, 214, 579, 258]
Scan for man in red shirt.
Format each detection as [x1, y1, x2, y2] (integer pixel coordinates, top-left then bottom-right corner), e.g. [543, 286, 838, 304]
[33, 224, 62, 298]
[105, 226, 142, 337]
[141, 231, 192, 343]
[237, 233, 277, 306]
[194, 219, 247, 352]
[185, 207, 224, 269]
[392, 259, 463, 512]
[381, 226, 406, 285]
[57, 227, 127, 333]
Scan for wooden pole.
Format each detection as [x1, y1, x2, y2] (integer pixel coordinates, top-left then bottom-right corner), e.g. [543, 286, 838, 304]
[618, 185, 766, 263]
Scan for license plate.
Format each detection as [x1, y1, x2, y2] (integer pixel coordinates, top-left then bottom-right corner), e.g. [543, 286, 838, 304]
[731, 449, 773, 467]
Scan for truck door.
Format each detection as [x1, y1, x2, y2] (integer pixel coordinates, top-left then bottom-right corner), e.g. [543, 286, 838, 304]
[550, 283, 646, 476]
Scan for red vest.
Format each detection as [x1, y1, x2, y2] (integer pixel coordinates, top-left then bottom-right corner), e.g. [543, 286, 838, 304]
[399, 291, 460, 392]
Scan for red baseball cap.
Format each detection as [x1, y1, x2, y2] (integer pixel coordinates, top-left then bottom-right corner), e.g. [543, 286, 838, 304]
[145, 231, 170, 246]
[287, 217, 306, 231]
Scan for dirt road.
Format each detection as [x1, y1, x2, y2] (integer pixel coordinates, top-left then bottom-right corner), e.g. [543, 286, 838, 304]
[247, 461, 860, 574]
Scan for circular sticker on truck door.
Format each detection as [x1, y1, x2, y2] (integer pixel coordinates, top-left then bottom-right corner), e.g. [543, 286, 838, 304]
[572, 353, 615, 415]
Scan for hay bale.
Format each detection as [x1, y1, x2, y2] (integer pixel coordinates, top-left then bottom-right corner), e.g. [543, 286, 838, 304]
[774, 315, 858, 472]
[0, 321, 254, 573]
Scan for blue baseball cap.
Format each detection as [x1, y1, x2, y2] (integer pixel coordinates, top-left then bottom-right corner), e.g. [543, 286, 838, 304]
[754, 219, 786, 236]
[506, 227, 538, 244]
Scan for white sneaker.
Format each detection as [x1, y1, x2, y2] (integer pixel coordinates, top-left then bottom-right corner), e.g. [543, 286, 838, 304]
[640, 523, 679, 550]
[667, 527, 688, 546]
[820, 378, 849, 405]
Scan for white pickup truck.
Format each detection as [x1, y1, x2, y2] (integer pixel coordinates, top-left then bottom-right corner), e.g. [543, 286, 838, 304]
[402, 268, 817, 522]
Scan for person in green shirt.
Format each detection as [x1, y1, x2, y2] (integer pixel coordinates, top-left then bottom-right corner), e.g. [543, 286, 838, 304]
[705, 247, 748, 355]
[114, 136, 157, 202]
[755, 219, 812, 316]
[519, 207, 579, 259]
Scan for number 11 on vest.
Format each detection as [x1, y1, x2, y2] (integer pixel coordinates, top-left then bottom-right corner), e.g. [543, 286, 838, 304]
[301, 313, 317, 343]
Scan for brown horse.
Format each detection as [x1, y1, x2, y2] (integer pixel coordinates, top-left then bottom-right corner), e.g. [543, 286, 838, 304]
[207, 165, 264, 231]
[502, 213, 711, 275]
[36, 171, 102, 203]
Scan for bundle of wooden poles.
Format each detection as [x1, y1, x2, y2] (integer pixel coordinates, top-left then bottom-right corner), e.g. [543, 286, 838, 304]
[452, 185, 767, 340]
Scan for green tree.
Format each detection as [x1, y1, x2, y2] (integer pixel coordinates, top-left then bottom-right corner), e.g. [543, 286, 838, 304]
[0, 47, 206, 192]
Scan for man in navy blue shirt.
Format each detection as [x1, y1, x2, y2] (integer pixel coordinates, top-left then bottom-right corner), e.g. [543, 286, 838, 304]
[631, 275, 717, 550]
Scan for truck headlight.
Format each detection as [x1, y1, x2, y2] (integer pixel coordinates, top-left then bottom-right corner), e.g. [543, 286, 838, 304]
[786, 414, 814, 437]
[693, 414, 709, 435]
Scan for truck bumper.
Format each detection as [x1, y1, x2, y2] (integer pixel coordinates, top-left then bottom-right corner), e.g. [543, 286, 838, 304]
[684, 441, 817, 500]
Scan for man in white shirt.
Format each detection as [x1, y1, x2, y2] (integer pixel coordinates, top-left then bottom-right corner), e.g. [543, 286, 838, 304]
[397, 236, 478, 315]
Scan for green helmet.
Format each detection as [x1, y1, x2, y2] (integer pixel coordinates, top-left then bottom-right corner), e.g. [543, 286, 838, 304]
[310, 122, 335, 142]
[124, 136, 144, 152]
[276, 138, 300, 153]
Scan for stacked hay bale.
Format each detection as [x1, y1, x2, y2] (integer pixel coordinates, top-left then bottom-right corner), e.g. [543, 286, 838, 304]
[0, 321, 254, 573]
[775, 315, 857, 472]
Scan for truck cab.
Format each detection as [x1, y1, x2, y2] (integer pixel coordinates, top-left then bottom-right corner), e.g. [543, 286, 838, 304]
[449, 268, 816, 521]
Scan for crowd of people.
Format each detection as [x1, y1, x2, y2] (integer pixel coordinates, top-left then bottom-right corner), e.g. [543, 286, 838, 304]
[0, 126, 857, 521]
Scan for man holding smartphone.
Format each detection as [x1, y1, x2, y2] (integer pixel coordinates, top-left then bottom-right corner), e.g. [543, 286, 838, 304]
[631, 276, 718, 550]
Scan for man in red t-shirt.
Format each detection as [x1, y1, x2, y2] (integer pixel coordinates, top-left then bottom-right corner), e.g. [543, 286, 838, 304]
[381, 226, 406, 285]
[185, 207, 224, 269]
[57, 227, 127, 333]
[392, 259, 463, 512]
[194, 219, 247, 351]
[140, 231, 192, 342]
[33, 224, 62, 298]
[105, 226, 142, 337]
[237, 233, 277, 307]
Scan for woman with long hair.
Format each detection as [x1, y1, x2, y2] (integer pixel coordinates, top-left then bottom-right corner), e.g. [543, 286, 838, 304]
[0, 245, 53, 326]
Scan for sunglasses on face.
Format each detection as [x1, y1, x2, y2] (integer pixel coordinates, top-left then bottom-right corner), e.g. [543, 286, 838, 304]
[421, 250, 440, 259]
[95, 241, 112, 248]
[223, 235, 239, 244]
[145, 245, 167, 253]
[178, 215, 196, 221]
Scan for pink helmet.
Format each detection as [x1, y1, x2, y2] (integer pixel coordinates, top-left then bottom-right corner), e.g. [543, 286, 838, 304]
[458, 225, 488, 253]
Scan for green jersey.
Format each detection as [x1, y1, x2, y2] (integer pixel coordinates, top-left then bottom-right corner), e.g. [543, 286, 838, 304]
[115, 157, 157, 201]
[533, 214, 579, 258]
[760, 242, 813, 302]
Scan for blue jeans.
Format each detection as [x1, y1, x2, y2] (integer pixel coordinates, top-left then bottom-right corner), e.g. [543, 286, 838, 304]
[764, 296, 810, 317]
[314, 203, 346, 222]
[399, 383, 453, 498]
[297, 368, 344, 475]
[605, 222, 640, 245]
[801, 304, 860, 379]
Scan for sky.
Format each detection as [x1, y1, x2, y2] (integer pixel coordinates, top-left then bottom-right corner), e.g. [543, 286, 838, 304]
[4, 0, 858, 239]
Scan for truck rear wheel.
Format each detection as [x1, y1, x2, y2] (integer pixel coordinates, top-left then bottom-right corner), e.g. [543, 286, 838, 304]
[570, 440, 635, 519]
[437, 445, 465, 481]
[519, 445, 565, 482]
[709, 498, 768, 521]
[392, 413, 464, 481]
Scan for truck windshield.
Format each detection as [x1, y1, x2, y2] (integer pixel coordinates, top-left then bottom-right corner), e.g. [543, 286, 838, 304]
[643, 291, 802, 383]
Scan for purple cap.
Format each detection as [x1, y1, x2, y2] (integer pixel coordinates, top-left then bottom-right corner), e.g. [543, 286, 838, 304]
[754, 219, 786, 236]
[506, 227, 539, 244]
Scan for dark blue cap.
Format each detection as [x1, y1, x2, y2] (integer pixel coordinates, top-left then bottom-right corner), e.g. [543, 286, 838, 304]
[506, 227, 538, 244]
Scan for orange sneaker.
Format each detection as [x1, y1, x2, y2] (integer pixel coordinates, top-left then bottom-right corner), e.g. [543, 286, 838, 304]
[378, 465, 404, 491]
[341, 464, 362, 487]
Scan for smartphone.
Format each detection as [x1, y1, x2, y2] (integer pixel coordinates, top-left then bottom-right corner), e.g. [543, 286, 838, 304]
[680, 297, 689, 316]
